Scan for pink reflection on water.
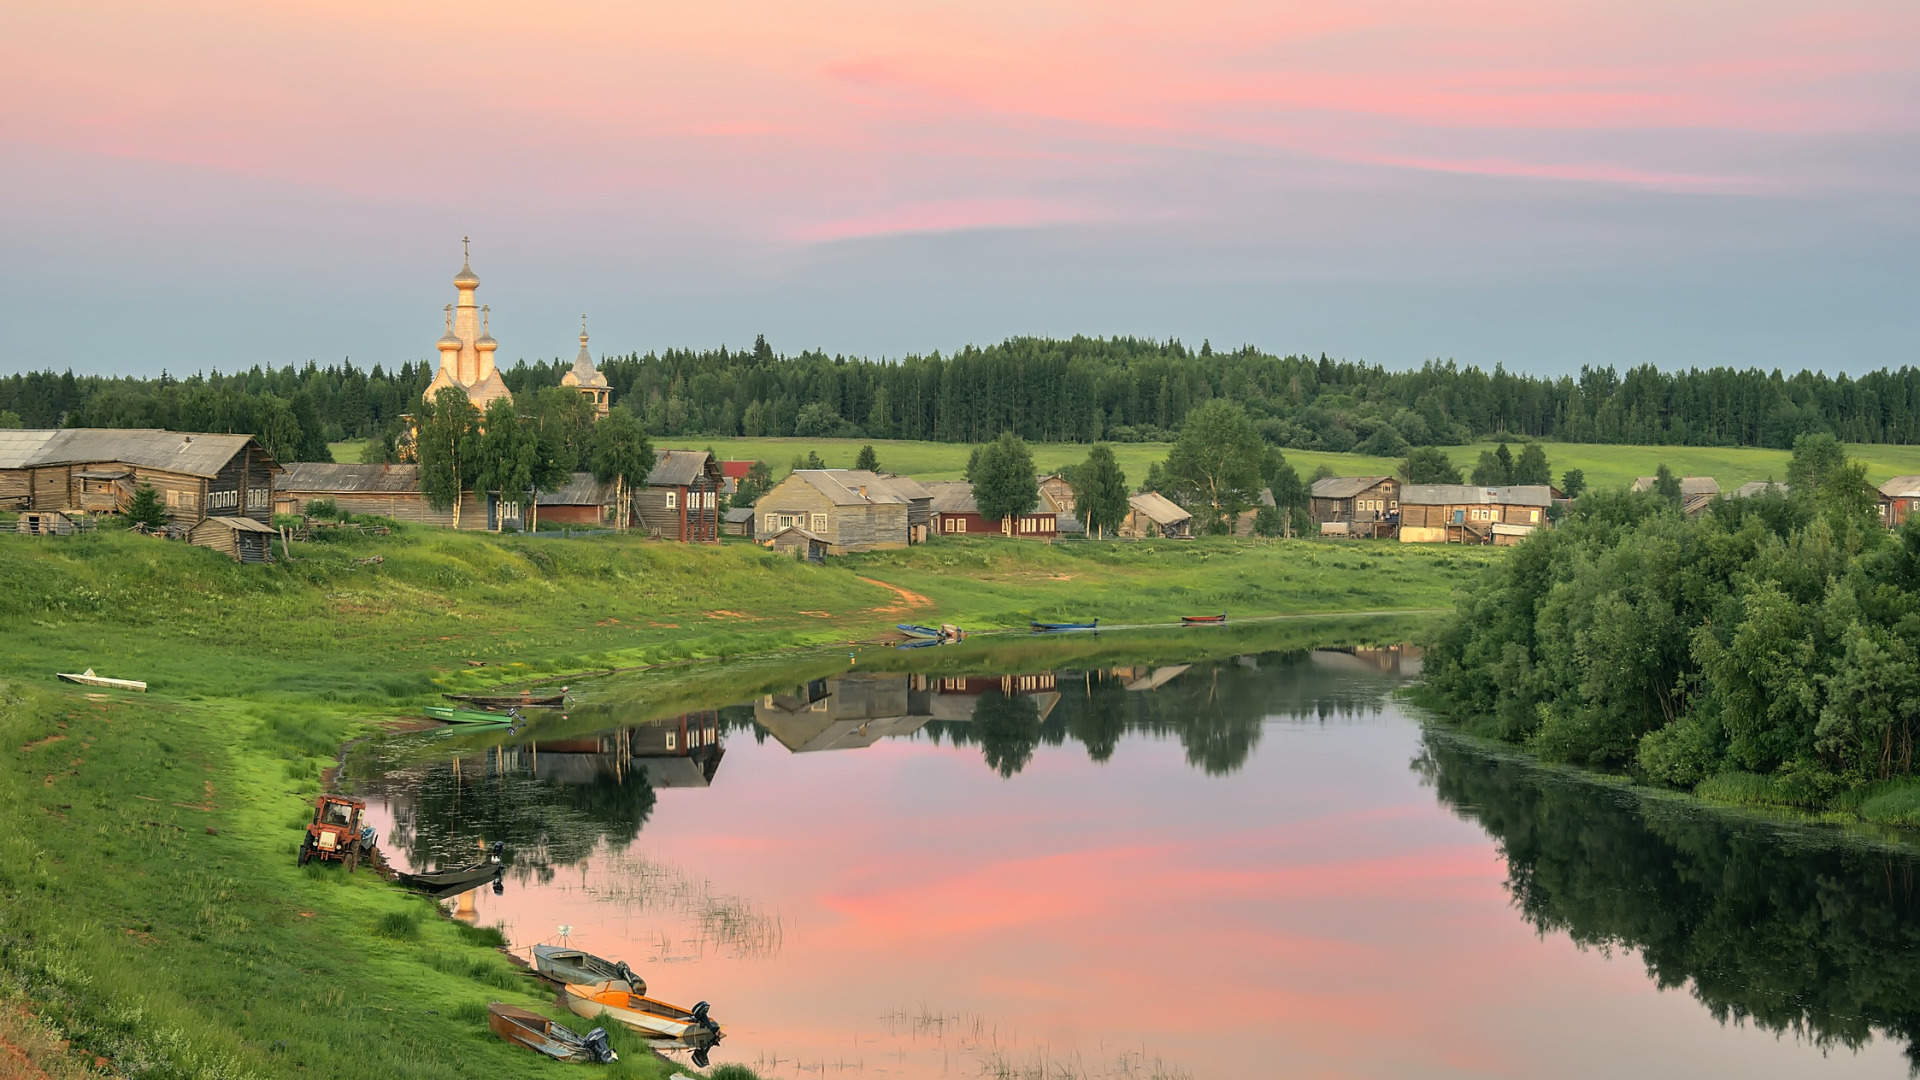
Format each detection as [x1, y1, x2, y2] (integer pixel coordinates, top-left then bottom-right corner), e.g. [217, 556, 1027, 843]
[364, 698, 1905, 1079]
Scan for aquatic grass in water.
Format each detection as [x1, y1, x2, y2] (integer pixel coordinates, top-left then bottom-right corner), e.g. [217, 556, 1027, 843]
[587, 851, 784, 961]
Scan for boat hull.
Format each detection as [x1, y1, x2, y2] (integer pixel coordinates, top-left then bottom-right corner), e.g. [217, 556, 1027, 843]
[533, 945, 645, 995]
[422, 705, 515, 725]
[562, 982, 721, 1045]
[56, 671, 147, 692]
[487, 1002, 616, 1063]
[1031, 619, 1098, 631]
[1181, 614, 1227, 624]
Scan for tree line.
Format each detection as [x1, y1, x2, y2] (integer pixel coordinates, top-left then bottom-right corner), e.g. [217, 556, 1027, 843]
[12, 336, 1920, 460]
[1424, 433, 1920, 805]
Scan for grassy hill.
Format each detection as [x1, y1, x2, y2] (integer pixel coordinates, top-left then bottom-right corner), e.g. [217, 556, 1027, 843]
[0, 524, 1482, 1079]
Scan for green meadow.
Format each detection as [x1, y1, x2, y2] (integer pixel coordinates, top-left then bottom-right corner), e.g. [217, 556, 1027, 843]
[0, 523, 1485, 1077]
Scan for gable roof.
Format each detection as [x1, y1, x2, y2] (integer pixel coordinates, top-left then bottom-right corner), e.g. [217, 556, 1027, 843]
[1880, 476, 1920, 499]
[926, 480, 977, 514]
[1731, 481, 1790, 499]
[202, 514, 277, 533]
[646, 449, 718, 487]
[719, 460, 759, 480]
[279, 462, 421, 494]
[1400, 484, 1554, 507]
[1311, 475, 1394, 499]
[766, 525, 828, 543]
[1128, 491, 1192, 524]
[1, 429, 273, 478]
[723, 506, 757, 524]
[536, 472, 617, 506]
[1632, 475, 1720, 496]
[790, 469, 912, 506]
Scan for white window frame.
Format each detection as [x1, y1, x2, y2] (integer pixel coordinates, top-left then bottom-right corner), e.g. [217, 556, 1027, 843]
[666, 490, 678, 510]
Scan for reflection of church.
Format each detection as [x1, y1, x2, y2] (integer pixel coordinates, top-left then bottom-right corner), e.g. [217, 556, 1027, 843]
[753, 672, 1067, 752]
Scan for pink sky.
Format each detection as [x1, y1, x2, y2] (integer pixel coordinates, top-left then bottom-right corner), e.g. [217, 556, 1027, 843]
[2, 1, 1916, 373]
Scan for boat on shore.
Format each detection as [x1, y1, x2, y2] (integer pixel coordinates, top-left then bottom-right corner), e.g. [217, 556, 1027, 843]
[896, 624, 941, 639]
[397, 842, 505, 898]
[561, 982, 722, 1047]
[1181, 613, 1227, 624]
[1031, 618, 1098, 632]
[445, 691, 565, 708]
[56, 668, 146, 692]
[487, 1002, 617, 1063]
[533, 944, 646, 995]
[423, 704, 517, 725]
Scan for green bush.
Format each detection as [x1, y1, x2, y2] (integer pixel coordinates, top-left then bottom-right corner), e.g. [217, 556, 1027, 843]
[373, 911, 421, 940]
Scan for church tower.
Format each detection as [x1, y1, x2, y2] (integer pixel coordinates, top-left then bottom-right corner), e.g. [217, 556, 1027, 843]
[424, 238, 514, 410]
[560, 316, 611, 418]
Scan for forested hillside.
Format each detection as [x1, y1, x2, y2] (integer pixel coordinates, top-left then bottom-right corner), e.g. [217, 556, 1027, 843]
[9, 336, 1920, 457]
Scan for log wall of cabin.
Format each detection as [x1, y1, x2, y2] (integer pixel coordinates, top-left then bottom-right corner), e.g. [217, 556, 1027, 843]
[0, 468, 31, 509]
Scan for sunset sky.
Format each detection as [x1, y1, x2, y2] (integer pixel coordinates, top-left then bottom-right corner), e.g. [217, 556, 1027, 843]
[3, 1, 1917, 376]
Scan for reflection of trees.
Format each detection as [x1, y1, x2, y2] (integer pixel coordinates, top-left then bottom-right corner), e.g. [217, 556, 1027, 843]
[366, 754, 655, 884]
[1420, 731, 1920, 1065]
[974, 691, 1042, 778]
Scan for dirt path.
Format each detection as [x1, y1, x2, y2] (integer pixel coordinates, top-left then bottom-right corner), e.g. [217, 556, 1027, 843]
[857, 576, 934, 614]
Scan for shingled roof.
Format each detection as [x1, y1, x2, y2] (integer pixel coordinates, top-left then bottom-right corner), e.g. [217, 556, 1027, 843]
[278, 462, 421, 493]
[1128, 491, 1192, 524]
[792, 469, 913, 506]
[536, 472, 617, 506]
[646, 449, 717, 488]
[1399, 484, 1554, 507]
[1311, 475, 1394, 499]
[0, 429, 275, 478]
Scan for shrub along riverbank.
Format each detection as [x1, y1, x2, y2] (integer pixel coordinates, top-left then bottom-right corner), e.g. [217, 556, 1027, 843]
[1423, 434, 1920, 826]
[0, 523, 1483, 1078]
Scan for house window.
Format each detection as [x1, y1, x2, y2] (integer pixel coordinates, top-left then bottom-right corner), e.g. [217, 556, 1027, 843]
[954, 517, 967, 533]
[666, 491, 678, 510]
[1530, 509, 1540, 523]
[665, 732, 676, 751]
[811, 513, 827, 531]
[246, 488, 269, 510]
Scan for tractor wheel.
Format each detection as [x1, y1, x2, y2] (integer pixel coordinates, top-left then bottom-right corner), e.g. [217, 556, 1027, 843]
[344, 848, 360, 874]
[297, 841, 312, 866]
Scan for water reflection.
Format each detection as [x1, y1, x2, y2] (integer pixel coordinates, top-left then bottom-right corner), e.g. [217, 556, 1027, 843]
[1420, 730, 1920, 1069]
[349, 638, 1920, 1078]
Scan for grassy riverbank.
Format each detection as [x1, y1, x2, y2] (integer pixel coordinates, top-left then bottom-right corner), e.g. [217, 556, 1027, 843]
[0, 525, 1482, 1078]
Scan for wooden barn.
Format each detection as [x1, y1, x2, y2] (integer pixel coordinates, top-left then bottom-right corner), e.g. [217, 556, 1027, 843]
[535, 472, 617, 527]
[1119, 492, 1192, 539]
[764, 525, 829, 562]
[0, 429, 280, 525]
[927, 480, 1057, 538]
[1398, 484, 1553, 544]
[755, 469, 913, 552]
[723, 506, 757, 538]
[1309, 476, 1398, 537]
[189, 515, 278, 563]
[1881, 477, 1920, 528]
[275, 462, 467, 526]
[631, 450, 724, 542]
[14, 510, 84, 536]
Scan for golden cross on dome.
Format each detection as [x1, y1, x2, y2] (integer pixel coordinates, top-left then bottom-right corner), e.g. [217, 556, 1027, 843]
[462, 236, 471, 259]
[444, 303, 453, 331]
[482, 305, 490, 332]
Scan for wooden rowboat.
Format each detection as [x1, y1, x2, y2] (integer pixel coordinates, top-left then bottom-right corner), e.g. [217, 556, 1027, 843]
[423, 704, 516, 725]
[896, 624, 941, 639]
[487, 1002, 617, 1063]
[533, 944, 646, 995]
[1181, 613, 1227, 624]
[445, 692, 565, 708]
[562, 981, 723, 1046]
[1030, 619, 1098, 632]
[57, 668, 146, 692]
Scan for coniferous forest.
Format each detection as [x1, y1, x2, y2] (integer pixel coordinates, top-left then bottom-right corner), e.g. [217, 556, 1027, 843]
[8, 337, 1920, 463]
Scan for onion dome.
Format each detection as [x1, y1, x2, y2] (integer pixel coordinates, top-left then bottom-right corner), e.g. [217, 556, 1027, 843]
[453, 259, 480, 290]
[476, 333, 498, 351]
[436, 329, 462, 351]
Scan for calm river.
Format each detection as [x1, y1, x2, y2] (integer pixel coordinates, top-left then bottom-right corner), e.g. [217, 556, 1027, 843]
[351, 630, 1920, 1079]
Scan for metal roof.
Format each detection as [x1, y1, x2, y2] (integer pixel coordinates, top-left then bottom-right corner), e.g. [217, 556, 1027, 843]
[646, 449, 717, 488]
[723, 506, 757, 523]
[927, 481, 978, 514]
[1400, 484, 1554, 507]
[1731, 481, 1789, 499]
[279, 462, 422, 494]
[1310, 475, 1394, 499]
[1128, 491, 1192, 524]
[1880, 476, 1920, 498]
[0, 429, 272, 478]
[792, 470, 912, 507]
[536, 472, 617, 506]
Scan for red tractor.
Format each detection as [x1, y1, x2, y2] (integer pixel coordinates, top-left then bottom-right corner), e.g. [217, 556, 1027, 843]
[299, 795, 375, 872]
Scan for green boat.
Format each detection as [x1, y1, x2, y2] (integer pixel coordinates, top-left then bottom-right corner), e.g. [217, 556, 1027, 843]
[423, 704, 515, 725]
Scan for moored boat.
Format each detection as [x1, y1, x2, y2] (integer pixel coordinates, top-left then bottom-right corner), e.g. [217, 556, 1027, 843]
[423, 704, 517, 725]
[562, 981, 723, 1047]
[1031, 618, 1098, 632]
[896, 624, 941, 639]
[56, 668, 146, 692]
[446, 692, 565, 708]
[486, 1002, 617, 1063]
[1181, 613, 1227, 624]
[533, 944, 646, 995]
[397, 842, 505, 898]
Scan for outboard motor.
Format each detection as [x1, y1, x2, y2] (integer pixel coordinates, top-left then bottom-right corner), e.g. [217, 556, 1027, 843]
[690, 1000, 720, 1037]
[582, 1027, 617, 1064]
[489, 840, 505, 864]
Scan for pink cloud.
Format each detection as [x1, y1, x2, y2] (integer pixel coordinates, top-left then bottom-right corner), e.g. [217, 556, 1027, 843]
[788, 197, 1098, 243]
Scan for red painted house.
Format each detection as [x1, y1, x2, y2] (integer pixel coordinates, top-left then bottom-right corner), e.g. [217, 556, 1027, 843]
[927, 480, 1057, 538]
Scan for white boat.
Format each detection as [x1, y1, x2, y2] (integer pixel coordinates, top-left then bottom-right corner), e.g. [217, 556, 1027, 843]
[561, 981, 722, 1045]
[56, 668, 147, 692]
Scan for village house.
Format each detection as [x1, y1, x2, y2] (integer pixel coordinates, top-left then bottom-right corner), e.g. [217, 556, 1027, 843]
[631, 449, 724, 542]
[1880, 477, 1920, 528]
[0, 428, 280, 526]
[1118, 491, 1192, 539]
[535, 472, 618, 527]
[764, 525, 830, 562]
[274, 462, 485, 527]
[1632, 475, 1721, 517]
[1309, 476, 1399, 537]
[754, 469, 912, 552]
[188, 515, 279, 563]
[1398, 484, 1553, 544]
[927, 480, 1058, 538]
[1231, 488, 1278, 537]
[1729, 481, 1789, 500]
[722, 505, 757, 538]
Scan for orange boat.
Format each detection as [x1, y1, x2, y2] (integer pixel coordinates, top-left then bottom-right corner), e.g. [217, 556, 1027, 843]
[561, 981, 723, 1046]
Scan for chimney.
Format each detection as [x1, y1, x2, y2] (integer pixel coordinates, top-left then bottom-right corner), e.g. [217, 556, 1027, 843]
[858, 485, 868, 498]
